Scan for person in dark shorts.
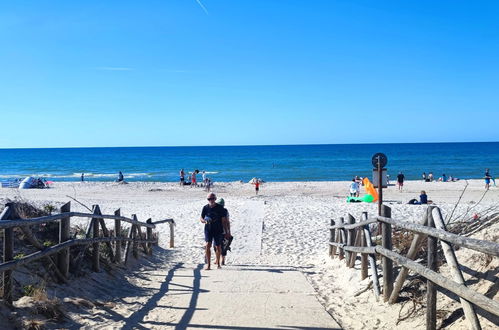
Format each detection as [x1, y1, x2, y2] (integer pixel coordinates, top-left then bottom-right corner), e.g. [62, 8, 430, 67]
[397, 172, 405, 191]
[200, 192, 229, 270]
[216, 198, 233, 265]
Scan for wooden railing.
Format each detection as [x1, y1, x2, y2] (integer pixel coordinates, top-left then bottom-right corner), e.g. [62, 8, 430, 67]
[329, 205, 499, 330]
[1, 201, 175, 305]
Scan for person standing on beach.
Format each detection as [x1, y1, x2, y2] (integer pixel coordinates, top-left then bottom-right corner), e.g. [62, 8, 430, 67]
[81, 173, 84, 182]
[428, 172, 434, 182]
[191, 170, 198, 187]
[254, 179, 260, 195]
[422, 172, 426, 182]
[200, 193, 228, 270]
[397, 172, 405, 191]
[349, 179, 359, 197]
[179, 169, 185, 186]
[484, 168, 494, 190]
[117, 171, 124, 182]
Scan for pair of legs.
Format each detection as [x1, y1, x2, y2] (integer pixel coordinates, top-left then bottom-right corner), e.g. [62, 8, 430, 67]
[205, 241, 221, 270]
[398, 183, 403, 191]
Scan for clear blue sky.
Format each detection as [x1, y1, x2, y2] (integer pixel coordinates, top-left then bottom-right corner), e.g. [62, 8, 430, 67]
[1, 0, 498, 148]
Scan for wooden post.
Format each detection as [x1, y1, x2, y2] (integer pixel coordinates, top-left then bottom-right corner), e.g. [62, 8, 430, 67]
[381, 205, 393, 301]
[92, 205, 101, 272]
[432, 207, 481, 330]
[146, 219, 153, 256]
[389, 208, 429, 304]
[169, 221, 174, 248]
[114, 209, 122, 263]
[349, 228, 362, 268]
[132, 215, 139, 259]
[338, 217, 345, 260]
[427, 210, 437, 330]
[361, 227, 368, 280]
[1, 205, 14, 305]
[329, 219, 335, 257]
[58, 202, 71, 280]
[135, 223, 149, 254]
[362, 212, 380, 299]
[346, 214, 355, 263]
[98, 215, 115, 262]
[124, 225, 135, 265]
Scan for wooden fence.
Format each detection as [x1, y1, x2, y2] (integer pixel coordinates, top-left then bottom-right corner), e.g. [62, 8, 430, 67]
[329, 204, 499, 330]
[1, 201, 175, 305]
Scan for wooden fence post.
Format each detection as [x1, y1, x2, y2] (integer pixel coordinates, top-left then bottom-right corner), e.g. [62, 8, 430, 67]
[92, 205, 101, 272]
[132, 215, 139, 259]
[58, 202, 71, 279]
[427, 208, 437, 330]
[346, 214, 355, 263]
[146, 219, 153, 256]
[169, 221, 175, 248]
[329, 219, 335, 257]
[114, 209, 121, 263]
[381, 205, 393, 302]
[338, 217, 345, 260]
[432, 207, 481, 330]
[362, 212, 380, 299]
[360, 214, 368, 280]
[1, 205, 14, 305]
[389, 207, 429, 304]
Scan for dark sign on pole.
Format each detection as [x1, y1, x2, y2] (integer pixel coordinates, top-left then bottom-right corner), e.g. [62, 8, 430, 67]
[372, 153, 387, 169]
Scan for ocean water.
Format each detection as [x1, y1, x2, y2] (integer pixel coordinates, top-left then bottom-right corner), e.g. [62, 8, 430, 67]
[0, 143, 497, 182]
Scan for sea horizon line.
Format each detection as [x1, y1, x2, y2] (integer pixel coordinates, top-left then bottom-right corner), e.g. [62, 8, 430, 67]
[1, 140, 498, 150]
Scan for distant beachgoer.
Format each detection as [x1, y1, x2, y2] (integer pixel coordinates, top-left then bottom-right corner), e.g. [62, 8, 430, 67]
[397, 172, 405, 191]
[81, 173, 84, 182]
[349, 179, 359, 197]
[202, 171, 207, 186]
[485, 168, 495, 189]
[200, 193, 228, 270]
[254, 179, 260, 195]
[422, 172, 426, 182]
[117, 171, 124, 182]
[180, 169, 185, 186]
[420, 191, 428, 204]
[192, 169, 199, 187]
[428, 172, 434, 182]
[386, 174, 390, 185]
[442, 174, 447, 182]
[216, 198, 233, 266]
[408, 191, 431, 205]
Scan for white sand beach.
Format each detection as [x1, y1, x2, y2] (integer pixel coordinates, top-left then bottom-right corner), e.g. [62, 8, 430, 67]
[1, 179, 498, 329]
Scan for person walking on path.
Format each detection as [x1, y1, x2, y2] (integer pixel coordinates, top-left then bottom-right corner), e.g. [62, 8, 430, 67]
[397, 172, 405, 192]
[179, 169, 185, 186]
[200, 193, 229, 270]
[216, 198, 232, 266]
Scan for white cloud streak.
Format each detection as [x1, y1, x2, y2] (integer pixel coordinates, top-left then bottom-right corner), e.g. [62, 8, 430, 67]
[195, 0, 209, 15]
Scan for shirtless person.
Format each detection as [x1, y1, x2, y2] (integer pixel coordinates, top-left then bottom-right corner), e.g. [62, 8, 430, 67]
[200, 193, 229, 270]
